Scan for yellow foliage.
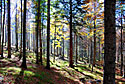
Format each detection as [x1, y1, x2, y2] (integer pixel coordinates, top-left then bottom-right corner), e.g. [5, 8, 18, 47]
[80, 32, 88, 36]
[64, 37, 70, 40]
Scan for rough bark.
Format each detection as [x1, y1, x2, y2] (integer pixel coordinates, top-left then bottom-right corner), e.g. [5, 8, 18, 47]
[103, 0, 116, 83]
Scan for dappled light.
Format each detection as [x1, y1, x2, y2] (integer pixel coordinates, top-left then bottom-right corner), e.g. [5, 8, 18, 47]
[0, 0, 125, 84]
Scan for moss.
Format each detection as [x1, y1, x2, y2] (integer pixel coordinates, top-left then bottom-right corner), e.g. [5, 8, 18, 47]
[24, 70, 35, 76]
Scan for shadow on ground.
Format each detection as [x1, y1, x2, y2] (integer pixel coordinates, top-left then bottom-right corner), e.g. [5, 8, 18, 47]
[0, 57, 80, 84]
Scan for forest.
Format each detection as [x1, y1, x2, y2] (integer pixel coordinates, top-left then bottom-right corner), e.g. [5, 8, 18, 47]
[0, 0, 125, 84]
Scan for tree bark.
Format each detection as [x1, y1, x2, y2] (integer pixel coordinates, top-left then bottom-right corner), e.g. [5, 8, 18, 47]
[21, 0, 27, 69]
[7, 0, 11, 58]
[46, 0, 50, 69]
[62, 36, 64, 60]
[75, 34, 78, 64]
[99, 37, 100, 61]
[15, 3, 18, 52]
[1, 0, 5, 57]
[35, 0, 40, 64]
[103, 0, 116, 83]
[69, 0, 73, 68]
[0, 0, 2, 56]
[39, 1, 43, 65]
[120, 11, 123, 76]
[53, 18, 56, 62]
[93, 2, 96, 67]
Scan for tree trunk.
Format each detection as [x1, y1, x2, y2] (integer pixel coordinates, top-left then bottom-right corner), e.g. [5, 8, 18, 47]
[1, 0, 5, 57]
[21, 0, 27, 69]
[53, 19, 56, 62]
[99, 37, 100, 61]
[7, 0, 11, 58]
[87, 43, 89, 63]
[39, 0, 43, 65]
[46, 0, 50, 69]
[57, 47, 58, 56]
[123, 65, 125, 78]
[73, 33, 75, 58]
[62, 37, 64, 60]
[19, 0, 22, 60]
[90, 37, 93, 66]
[103, 0, 116, 83]
[69, 0, 73, 68]
[38, 0, 42, 65]
[0, 0, 2, 56]
[35, 0, 40, 64]
[15, 3, 18, 52]
[120, 11, 123, 76]
[75, 34, 78, 64]
[59, 47, 61, 55]
[93, 3, 96, 67]
[78, 37, 80, 61]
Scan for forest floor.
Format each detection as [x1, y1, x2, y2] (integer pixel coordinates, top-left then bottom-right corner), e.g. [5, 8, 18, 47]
[0, 50, 125, 84]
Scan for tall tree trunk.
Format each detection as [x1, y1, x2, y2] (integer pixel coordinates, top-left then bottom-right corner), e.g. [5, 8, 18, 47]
[90, 37, 93, 67]
[73, 33, 75, 58]
[62, 37, 64, 60]
[93, 2, 96, 67]
[26, 34, 28, 49]
[57, 47, 58, 56]
[75, 34, 78, 64]
[120, 10, 123, 76]
[5, 16, 7, 46]
[35, 0, 40, 64]
[51, 43, 52, 55]
[33, 31, 35, 52]
[39, 0, 43, 65]
[87, 43, 89, 63]
[123, 51, 125, 77]
[7, 0, 11, 58]
[69, 0, 73, 68]
[29, 32, 30, 51]
[99, 37, 100, 61]
[103, 0, 116, 83]
[1, 0, 5, 57]
[21, 0, 27, 69]
[0, 0, 2, 56]
[46, 0, 50, 69]
[59, 47, 61, 55]
[53, 21, 56, 62]
[15, 3, 18, 52]
[78, 37, 80, 61]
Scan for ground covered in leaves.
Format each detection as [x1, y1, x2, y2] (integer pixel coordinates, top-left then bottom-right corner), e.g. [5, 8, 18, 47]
[0, 50, 125, 84]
